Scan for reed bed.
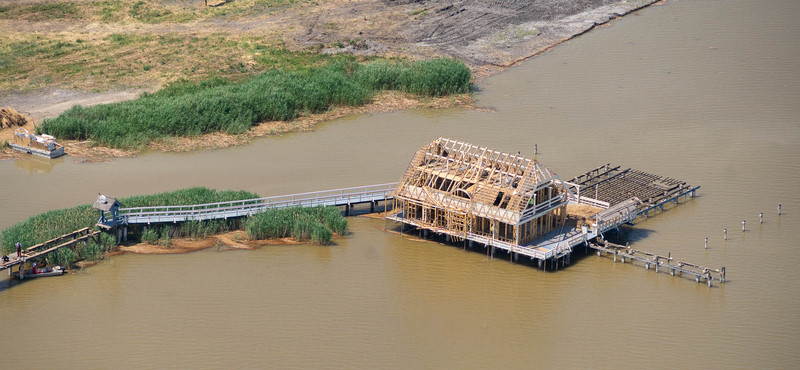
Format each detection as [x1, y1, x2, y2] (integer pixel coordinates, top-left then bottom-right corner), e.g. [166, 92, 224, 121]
[38, 58, 471, 149]
[244, 206, 348, 245]
[0, 187, 259, 265]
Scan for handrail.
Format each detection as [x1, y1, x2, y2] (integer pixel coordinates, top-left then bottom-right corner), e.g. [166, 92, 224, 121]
[118, 183, 397, 216]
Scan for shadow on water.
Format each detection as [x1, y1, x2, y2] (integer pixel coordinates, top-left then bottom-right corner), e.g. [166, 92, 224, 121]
[13, 154, 65, 174]
[0, 274, 36, 293]
[382, 221, 666, 272]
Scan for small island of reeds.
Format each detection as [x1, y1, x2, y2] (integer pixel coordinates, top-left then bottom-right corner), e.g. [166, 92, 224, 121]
[37, 58, 471, 150]
[0, 187, 348, 267]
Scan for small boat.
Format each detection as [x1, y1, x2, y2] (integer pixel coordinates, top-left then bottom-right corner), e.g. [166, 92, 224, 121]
[13, 266, 65, 280]
[9, 128, 65, 159]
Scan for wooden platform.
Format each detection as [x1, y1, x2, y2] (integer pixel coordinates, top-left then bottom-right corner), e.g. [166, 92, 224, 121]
[1, 228, 100, 275]
[588, 240, 726, 287]
[99, 183, 398, 228]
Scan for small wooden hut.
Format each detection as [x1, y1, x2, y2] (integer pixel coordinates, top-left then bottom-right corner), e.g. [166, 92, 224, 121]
[390, 137, 574, 246]
[93, 194, 123, 229]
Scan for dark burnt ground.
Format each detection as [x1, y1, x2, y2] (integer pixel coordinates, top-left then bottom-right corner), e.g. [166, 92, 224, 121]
[290, 0, 659, 74]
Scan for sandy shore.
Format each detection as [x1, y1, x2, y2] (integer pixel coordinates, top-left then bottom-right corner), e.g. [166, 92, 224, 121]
[73, 231, 307, 269]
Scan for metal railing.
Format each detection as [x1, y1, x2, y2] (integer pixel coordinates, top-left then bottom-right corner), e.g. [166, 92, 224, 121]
[114, 183, 398, 225]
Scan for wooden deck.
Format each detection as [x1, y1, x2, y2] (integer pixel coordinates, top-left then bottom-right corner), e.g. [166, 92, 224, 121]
[1, 228, 100, 275]
[588, 240, 726, 287]
[99, 183, 398, 228]
[390, 163, 703, 274]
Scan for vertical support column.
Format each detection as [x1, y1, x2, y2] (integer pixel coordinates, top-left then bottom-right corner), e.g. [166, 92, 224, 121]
[123, 227, 128, 243]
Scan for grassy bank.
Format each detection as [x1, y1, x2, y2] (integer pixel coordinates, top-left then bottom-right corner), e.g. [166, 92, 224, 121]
[37, 58, 470, 149]
[0, 187, 349, 267]
[0, 32, 359, 91]
[0, 0, 304, 24]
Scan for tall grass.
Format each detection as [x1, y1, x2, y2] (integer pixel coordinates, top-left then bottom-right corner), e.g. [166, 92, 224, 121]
[0, 187, 259, 262]
[245, 206, 347, 245]
[38, 58, 471, 149]
[354, 58, 471, 97]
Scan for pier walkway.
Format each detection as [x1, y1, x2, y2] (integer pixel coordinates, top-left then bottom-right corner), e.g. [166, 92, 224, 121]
[1, 228, 100, 276]
[588, 240, 726, 287]
[99, 183, 398, 228]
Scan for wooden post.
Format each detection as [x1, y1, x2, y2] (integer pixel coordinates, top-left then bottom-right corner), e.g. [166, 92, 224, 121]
[778, 203, 781, 215]
[759, 212, 763, 223]
[724, 228, 727, 240]
[742, 220, 746, 232]
[705, 237, 708, 249]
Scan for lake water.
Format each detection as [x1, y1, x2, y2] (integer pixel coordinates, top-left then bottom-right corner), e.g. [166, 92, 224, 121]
[1, 0, 799, 368]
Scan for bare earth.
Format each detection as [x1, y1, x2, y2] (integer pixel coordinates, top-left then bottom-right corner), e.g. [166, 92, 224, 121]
[0, 0, 663, 159]
[120, 231, 304, 255]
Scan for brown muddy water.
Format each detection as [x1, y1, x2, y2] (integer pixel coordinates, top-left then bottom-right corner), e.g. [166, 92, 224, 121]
[1, 0, 799, 368]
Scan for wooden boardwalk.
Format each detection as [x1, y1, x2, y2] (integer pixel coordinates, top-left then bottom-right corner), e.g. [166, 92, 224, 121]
[588, 240, 726, 287]
[1, 228, 100, 275]
[100, 183, 398, 228]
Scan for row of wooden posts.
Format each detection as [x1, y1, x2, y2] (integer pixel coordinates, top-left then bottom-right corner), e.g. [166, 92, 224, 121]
[719, 204, 781, 243]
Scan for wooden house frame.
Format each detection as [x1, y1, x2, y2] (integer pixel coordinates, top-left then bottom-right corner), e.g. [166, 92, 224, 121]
[390, 137, 575, 247]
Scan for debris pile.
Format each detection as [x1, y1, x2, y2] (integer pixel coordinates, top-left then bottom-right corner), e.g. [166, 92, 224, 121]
[0, 107, 30, 129]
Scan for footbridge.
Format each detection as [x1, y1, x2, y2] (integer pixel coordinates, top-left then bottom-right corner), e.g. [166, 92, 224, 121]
[98, 183, 398, 228]
[2, 228, 101, 276]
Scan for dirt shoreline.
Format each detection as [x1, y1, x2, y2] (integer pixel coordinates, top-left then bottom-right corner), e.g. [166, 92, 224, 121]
[0, 0, 665, 160]
[73, 231, 313, 269]
[1, 91, 479, 160]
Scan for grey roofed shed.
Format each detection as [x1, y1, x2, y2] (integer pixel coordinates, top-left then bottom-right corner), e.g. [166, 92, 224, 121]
[92, 194, 122, 211]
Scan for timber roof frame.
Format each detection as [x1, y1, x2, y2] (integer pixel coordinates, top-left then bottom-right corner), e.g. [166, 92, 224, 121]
[393, 137, 574, 225]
